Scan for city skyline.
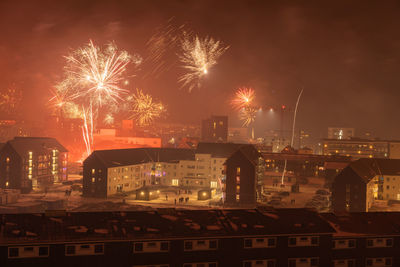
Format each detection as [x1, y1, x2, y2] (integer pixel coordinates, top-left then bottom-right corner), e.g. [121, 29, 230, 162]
[1, 0, 400, 141]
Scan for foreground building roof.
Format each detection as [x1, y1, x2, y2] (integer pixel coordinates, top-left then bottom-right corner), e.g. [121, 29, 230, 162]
[0, 208, 336, 244]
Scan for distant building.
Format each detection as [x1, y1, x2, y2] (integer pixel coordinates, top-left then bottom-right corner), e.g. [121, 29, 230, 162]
[224, 145, 264, 207]
[328, 127, 355, 140]
[332, 158, 400, 212]
[201, 115, 228, 143]
[93, 128, 161, 150]
[0, 137, 68, 193]
[322, 138, 400, 160]
[228, 127, 248, 143]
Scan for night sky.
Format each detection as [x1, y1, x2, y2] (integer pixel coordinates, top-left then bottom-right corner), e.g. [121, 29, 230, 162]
[1, 0, 400, 141]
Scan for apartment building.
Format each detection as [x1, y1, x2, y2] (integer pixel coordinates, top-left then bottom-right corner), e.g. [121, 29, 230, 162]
[0, 137, 68, 193]
[332, 158, 400, 212]
[3, 208, 400, 267]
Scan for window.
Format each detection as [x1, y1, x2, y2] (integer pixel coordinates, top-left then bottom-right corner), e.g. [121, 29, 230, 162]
[209, 240, 217, 249]
[244, 239, 253, 248]
[134, 241, 169, 253]
[333, 259, 356, 267]
[184, 240, 218, 251]
[66, 245, 75, 255]
[366, 238, 393, 248]
[65, 243, 104, 256]
[366, 257, 392, 266]
[8, 246, 50, 258]
[288, 258, 319, 267]
[134, 243, 143, 252]
[94, 244, 103, 254]
[160, 242, 169, 251]
[242, 260, 275, 267]
[8, 248, 19, 258]
[288, 236, 318, 247]
[183, 263, 217, 267]
[38, 246, 49, 256]
[244, 238, 276, 248]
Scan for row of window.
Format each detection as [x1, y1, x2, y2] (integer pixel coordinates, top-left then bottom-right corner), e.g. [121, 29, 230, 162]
[333, 238, 393, 249]
[6, 247, 394, 267]
[7, 238, 396, 258]
[8, 244, 104, 258]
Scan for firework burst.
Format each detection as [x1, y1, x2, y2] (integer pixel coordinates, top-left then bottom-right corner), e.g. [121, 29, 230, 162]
[62, 40, 131, 106]
[0, 86, 22, 115]
[231, 87, 255, 110]
[55, 40, 133, 156]
[239, 106, 257, 127]
[178, 32, 229, 92]
[129, 89, 166, 126]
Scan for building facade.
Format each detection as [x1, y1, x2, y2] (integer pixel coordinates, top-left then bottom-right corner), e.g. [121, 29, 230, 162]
[83, 144, 244, 198]
[332, 158, 400, 212]
[322, 138, 400, 160]
[328, 127, 355, 140]
[0, 137, 68, 193]
[224, 145, 264, 207]
[201, 116, 228, 143]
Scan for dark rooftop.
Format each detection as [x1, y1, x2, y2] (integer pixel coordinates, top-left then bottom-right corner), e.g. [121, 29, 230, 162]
[321, 212, 400, 237]
[85, 148, 195, 168]
[0, 208, 335, 244]
[342, 158, 400, 183]
[195, 142, 243, 158]
[6, 137, 68, 156]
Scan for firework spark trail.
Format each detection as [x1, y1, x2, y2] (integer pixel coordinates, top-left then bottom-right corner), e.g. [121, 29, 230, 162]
[231, 87, 255, 110]
[178, 32, 229, 92]
[129, 89, 166, 126]
[64, 40, 131, 107]
[144, 19, 184, 78]
[281, 89, 304, 185]
[55, 40, 133, 157]
[82, 105, 92, 157]
[239, 106, 257, 127]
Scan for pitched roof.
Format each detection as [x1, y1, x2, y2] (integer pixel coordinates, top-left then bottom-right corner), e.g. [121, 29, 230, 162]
[226, 144, 263, 166]
[342, 158, 400, 183]
[0, 208, 336, 244]
[195, 142, 245, 157]
[321, 212, 400, 236]
[7, 137, 67, 156]
[85, 148, 195, 168]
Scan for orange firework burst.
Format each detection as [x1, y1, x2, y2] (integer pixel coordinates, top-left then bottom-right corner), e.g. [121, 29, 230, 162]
[231, 87, 255, 110]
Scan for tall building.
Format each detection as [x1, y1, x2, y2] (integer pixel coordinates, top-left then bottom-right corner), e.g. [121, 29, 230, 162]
[201, 116, 228, 143]
[0, 137, 68, 193]
[224, 145, 264, 207]
[328, 127, 355, 140]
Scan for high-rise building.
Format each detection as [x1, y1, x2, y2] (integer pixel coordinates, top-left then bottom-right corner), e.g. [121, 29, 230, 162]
[201, 116, 228, 143]
[328, 127, 355, 140]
